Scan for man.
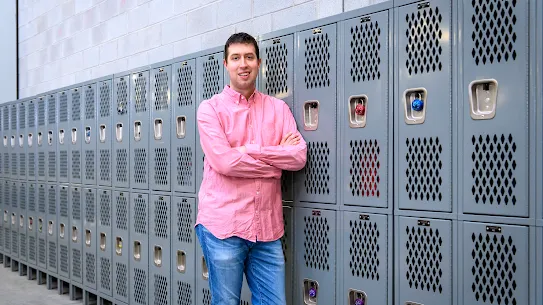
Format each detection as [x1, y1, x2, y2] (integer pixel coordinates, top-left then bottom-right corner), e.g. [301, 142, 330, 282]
[196, 32, 307, 305]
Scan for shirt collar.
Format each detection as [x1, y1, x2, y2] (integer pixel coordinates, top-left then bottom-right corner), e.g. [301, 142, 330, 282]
[223, 85, 259, 105]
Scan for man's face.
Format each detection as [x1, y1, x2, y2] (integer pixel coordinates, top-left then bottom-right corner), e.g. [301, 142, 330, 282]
[224, 43, 261, 92]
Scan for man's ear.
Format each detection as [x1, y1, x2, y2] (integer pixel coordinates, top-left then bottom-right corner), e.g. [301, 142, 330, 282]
[223, 58, 228, 67]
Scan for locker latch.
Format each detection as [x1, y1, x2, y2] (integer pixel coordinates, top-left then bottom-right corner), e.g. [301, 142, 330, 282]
[154, 246, 162, 267]
[59, 129, 65, 145]
[303, 279, 319, 305]
[12, 213, 16, 225]
[469, 79, 498, 120]
[19, 215, 24, 228]
[71, 128, 77, 144]
[28, 217, 33, 231]
[116, 123, 123, 142]
[47, 131, 53, 145]
[202, 256, 209, 280]
[19, 134, 24, 147]
[100, 233, 106, 251]
[133, 241, 141, 261]
[348, 289, 367, 305]
[37, 132, 43, 146]
[38, 218, 43, 233]
[154, 119, 163, 140]
[11, 135, 15, 147]
[72, 226, 78, 242]
[403, 88, 427, 125]
[177, 250, 187, 273]
[4, 210, 8, 223]
[85, 126, 91, 144]
[60, 223, 65, 238]
[28, 133, 33, 147]
[48, 220, 54, 235]
[116, 237, 123, 255]
[85, 229, 91, 247]
[99, 125, 106, 143]
[176, 116, 186, 139]
[134, 121, 142, 141]
[348, 95, 368, 128]
[303, 101, 319, 131]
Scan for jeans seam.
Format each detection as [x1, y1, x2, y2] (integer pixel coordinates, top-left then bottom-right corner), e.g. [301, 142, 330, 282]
[249, 252, 265, 305]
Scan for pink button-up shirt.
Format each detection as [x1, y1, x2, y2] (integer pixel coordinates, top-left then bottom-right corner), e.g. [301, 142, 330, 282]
[196, 85, 307, 242]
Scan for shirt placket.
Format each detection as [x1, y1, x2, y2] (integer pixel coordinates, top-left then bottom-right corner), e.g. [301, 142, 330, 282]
[248, 96, 261, 239]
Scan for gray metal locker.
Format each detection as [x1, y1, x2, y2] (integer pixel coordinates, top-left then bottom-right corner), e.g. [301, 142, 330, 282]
[294, 24, 338, 204]
[260, 35, 295, 202]
[172, 196, 196, 305]
[58, 91, 70, 184]
[37, 97, 47, 181]
[83, 84, 97, 186]
[70, 87, 83, 184]
[461, 222, 530, 305]
[57, 185, 70, 279]
[172, 60, 197, 195]
[83, 187, 97, 291]
[10, 103, 18, 180]
[112, 190, 130, 304]
[396, 216, 453, 305]
[97, 80, 113, 187]
[340, 11, 391, 209]
[130, 71, 150, 191]
[2, 105, 9, 178]
[150, 194, 170, 305]
[27, 182, 37, 267]
[46, 94, 57, 182]
[150, 66, 172, 192]
[0, 181, 4, 253]
[130, 192, 149, 305]
[46, 184, 57, 274]
[97, 189, 113, 297]
[18, 101, 27, 181]
[3, 180, 10, 254]
[294, 207, 337, 304]
[27, 99, 36, 181]
[18, 182, 27, 262]
[195, 237, 210, 305]
[37, 183, 47, 269]
[282, 206, 294, 305]
[459, 0, 530, 217]
[113, 76, 130, 189]
[10, 181, 18, 258]
[395, 0, 453, 212]
[0, 107, 3, 179]
[70, 186, 83, 284]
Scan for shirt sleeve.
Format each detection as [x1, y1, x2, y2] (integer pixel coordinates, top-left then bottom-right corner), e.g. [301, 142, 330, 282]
[197, 101, 282, 179]
[244, 102, 307, 171]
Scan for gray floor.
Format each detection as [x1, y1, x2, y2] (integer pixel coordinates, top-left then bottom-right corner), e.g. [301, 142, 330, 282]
[0, 258, 79, 305]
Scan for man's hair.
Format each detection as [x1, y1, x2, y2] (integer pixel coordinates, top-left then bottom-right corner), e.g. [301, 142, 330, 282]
[224, 32, 260, 62]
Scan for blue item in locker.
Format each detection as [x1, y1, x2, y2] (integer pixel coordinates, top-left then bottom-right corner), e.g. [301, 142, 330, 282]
[411, 98, 424, 111]
[355, 299, 364, 305]
[309, 287, 317, 298]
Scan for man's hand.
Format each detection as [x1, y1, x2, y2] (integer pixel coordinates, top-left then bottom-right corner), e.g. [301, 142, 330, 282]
[280, 132, 300, 146]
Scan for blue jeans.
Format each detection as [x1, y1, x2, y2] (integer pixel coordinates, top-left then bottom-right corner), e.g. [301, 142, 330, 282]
[195, 224, 287, 305]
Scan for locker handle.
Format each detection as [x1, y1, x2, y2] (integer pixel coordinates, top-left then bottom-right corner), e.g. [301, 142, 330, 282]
[154, 119, 163, 140]
[19, 215, 24, 228]
[19, 134, 24, 147]
[59, 223, 65, 238]
[303, 100, 319, 131]
[85, 229, 91, 247]
[116, 237, 123, 255]
[3, 210, 7, 223]
[100, 233, 106, 251]
[28, 133, 33, 147]
[177, 250, 186, 273]
[303, 279, 319, 305]
[116, 123, 123, 142]
[133, 241, 141, 261]
[38, 218, 43, 233]
[348, 95, 368, 128]
[28, 217, 33, 231]
[59, 129, 65, 145]
[3, 135, 7, 147]
[71, 128, 77, 144]
[37, 132, 43, 146]
[72, 226, 78, 242]
[154, 246, 162, 267]
[99, 125, 106, 143]
[202, 256, 209, 280]
[134, 121, 142, 141]
[11, 135, 15, 147]
[85, 126, 91, 144]
[348, 289, 367, 305]
[48, 220, 54, 235]
[48, 131, 53, 145]
[176, 116, 186, 139]
[403, 88, 427, 125]
[12, 213, 16, 225]
[469, 79, 498, 120]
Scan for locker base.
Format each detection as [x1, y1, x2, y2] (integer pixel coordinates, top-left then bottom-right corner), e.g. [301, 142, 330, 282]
[70, 283, 84, 301]
[26, 266, 37, 281]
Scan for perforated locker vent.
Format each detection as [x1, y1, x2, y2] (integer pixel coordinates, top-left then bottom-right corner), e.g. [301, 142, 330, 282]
[304, 142, 331, 195]
[116, 149, 127, 182]
[154, 70, 169, 111]
[100, 82, 111, 118]
[19, 184, 26, 210]
[471, 0, 519, 65]
[350, 220, 380, 280]
[116, 262, 128, 298]
[60, 151, 68, 178]
[86, 252, 96, 284]
[38, 187, 46, 213]
[4, 153, 9, 176]
[48, 95, 56, 124]
[72, 90, 81, 121]
[177, 65, 193, 107]
[405, 137, 443, 201]
[12, 231, 19, 255]
[350, 140, 381, 197]
[11, 154, 17, 176]
[154, 275, 168, 305]
[10, 105, 16, 130]
[350, 20, 381, 82]
[134, 148, 147, 184]
[29, 184, 36, 212]
[72, 150, 81, 179]
[154, 148, 168, 186]
[48, 187, 56, 215]
[48, 151, 56, 178]
[116, 78, 128, 115]
[405, 6, 444, 75]
[134, 197, 147, 234]
[59, 93, 68, 122]
[85, 150, 95, 180]
[38, 239, 46, 265]
[202, 58, 221, 100]
[12, 184, 18, 208]
[19, 103, 26, 128]
[177, 282, 192, 305]
[304, 33, 331, 89]
[471, 134, 518, 206]
[155, 199, 168, 239]
[20, 232, 27, 258]
[405, 225, 444, 293]
[85, 191, 95, 223]
[304, 214, 330, 271]
[100, 150, 111, 182]
[116, 194, 128, 231]
[471, 232, 519, 304]
[73, 249, 82, 278]
[5, 228, 11, 251]
[85, 86, 95, 120]
[49, 241, 57, 268]
[100, 257, 111, 291]
[177, 200, 192, 243]
[0, 229, 3, 254]
[176, 147, 193, 187]
[20, 152, 26, 176]
[2, 107, 8, 130]
[203, 288, 211, 305]
[100, 192, 111, 227]
[60, 245, 69, 273]
[29, 236, 36, 261]
[60, 188, 68, 217]
[72, 188, 81, 220]
[134, 268, 148, 305]
[134, 74, 148, 113]
[28, 102, 35, 127]
[280, 211, 288, 262]
[264, 42, 288, 95]
[29, 152, 35, 177]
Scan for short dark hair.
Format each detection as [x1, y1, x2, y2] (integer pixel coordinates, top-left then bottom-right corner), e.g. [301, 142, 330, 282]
[224, 32, 260, 62]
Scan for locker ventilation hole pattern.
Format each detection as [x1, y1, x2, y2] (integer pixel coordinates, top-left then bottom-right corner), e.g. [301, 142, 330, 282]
[85, 150, 95, 180]
[405, 226, 443, 293]
[304, 215, 330, 271]
[100, 82, 111, 118]
[134, 197, 147, 234]
[154, 199, 168, 239]
[203, 288, 211, 305]
[264, 43, 288, 95]
[60, 151, 68, 178]
[117, 78, 128, 115]
[100, 257, 111, 291]
[73, 249, 82, 278]
[4, 153, 9, 177]
[350, 220, 380, 280]
[39, 188, 46, 213]
[20, 233, 27, 258]
[116, 149, 127, 182]
[39, 239, 45, 264]
[176, 147, 193, 187]
[154, 148, 168, 186]
[48, 188, 56, 215]
[48, 241, 57, 268]
[154, 275, 168, 305]
[405, 7, 444, 74]
[19, 103, 26, 128]
[116, 195, 128, 231]
[134, 268, 147, 305]
[59, 94, 68, 122]
[29, 185, 36, 211]
[12, 154, 17, 176]
[72, 189, 81, 220]
[177, 281, 192, 305]
[154, 70, 169, 111]
[134, 148, 147, 184]
[48, 151, 56, 178]
[471, 0, 519, 65]
[5, 228, 10, 251]
[20, 185, 26, 210]
[72, 150, 81, 180]
[60, 188, 68, 217]
[177, 201, 192, 243]
[12, 232, 18, 255]
[61, 245, 69, 273]
[281, 211, 288, 262]
[20, 152, 26, 178]
[350, 20, 381, 82]
[350, 140, 381, 197]
[3, 106, 8, 129]
[406, 137, 443, 201]
[85, 87, 95, 120]
[304, 33, 331, 89]
[38, 101, 45, 125]
[28, 102, 35, 127]
[116, 262, 128, 298]
[203, 59, 221, 100]
[85, 191, 95, 223]
[12, 185, 17, 208]
[29, 236, 36, 261]
[86, 253, 96, 284]
[304, 142, 331, 195]
[471, 134, 517, 206]
[100, 150, 110, 182]
[471, 233, 518, 304]
[29, 152, 35, 177]
[100, 192, 111, 226]
[72, 90, 81, 121]
[48, 95, 56, 124]
[177, 65, 193, 107]
[11, 106, 16, 130]
[134, 74, 148, 113]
